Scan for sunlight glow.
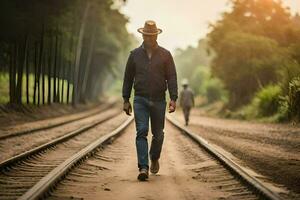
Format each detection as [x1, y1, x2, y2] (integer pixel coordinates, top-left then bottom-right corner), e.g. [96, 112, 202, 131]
[120, 0, 300, 52]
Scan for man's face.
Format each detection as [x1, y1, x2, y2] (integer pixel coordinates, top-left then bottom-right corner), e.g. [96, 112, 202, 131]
[143, 34, 157, 46]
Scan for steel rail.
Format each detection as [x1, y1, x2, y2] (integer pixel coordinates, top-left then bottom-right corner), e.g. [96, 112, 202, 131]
[18, 116, 133, 200]
[166, 115, 283, 200]
[0, 110, 120, 170]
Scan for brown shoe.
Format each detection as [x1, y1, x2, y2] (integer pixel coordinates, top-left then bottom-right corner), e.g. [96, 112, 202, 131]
[150, 159, 160, 174]
[137, 168, 149, 181]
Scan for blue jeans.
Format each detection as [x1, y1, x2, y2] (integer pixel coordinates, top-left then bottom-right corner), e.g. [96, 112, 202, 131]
[133, 96, 166, 170]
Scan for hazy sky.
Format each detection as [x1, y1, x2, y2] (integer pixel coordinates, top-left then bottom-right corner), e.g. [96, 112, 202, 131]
[120, 0, 300, 53]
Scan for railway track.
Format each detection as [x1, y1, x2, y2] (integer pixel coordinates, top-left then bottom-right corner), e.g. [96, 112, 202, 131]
[166, 116, 283, 200]
[0, 109, 130, 200]
[0, 104, 120, 163]
[42, 117, 283, 200]
[0, 113, 285, 200]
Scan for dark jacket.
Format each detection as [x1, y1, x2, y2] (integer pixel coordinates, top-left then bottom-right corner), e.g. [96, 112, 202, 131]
[122, 43, 178, 102]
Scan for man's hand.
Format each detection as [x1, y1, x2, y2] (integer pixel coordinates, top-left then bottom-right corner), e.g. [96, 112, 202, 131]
[123, 101, 132, 116]
[168, 100, 176, 113]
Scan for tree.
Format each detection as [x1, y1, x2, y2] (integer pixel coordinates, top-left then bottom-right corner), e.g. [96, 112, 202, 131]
[208, 0, 299, 108]
[0, 0, 133, 106]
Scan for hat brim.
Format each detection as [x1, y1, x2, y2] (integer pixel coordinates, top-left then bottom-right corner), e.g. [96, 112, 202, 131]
[137, 28, 162, 35]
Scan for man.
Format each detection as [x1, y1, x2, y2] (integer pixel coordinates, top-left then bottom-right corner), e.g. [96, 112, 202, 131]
[122, 20, 178, 181]
[179, 79, 194, 126]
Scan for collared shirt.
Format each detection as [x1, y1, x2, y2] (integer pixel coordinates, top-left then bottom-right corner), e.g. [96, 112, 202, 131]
[122, 42, 178, 102]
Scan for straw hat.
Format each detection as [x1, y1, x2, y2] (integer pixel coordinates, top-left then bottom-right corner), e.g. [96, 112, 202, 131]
[138, 20, 162, 35]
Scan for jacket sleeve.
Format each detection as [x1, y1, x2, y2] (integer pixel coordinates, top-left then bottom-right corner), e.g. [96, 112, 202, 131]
[122, 52, 135, 102]
[165, 51, 178, 101]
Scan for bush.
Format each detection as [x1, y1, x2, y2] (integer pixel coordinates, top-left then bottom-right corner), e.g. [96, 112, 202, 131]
[288, 77, 300, 121]
[275, 96, 290, 122]
[246, 85, 282, 118]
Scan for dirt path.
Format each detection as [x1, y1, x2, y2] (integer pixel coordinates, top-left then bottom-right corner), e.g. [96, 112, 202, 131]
[174, 109, 300, 198]
[48, 121, 259, 200]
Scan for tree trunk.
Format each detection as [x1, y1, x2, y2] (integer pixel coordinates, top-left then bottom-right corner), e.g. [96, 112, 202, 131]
[9, 44, 15, 104]
[61, 39, 66, 104]
[47, 35, 53, 104]
[53, 34, 58, 103]
[66, 36, 74, 104]
[42, 49, 46, 105]
[16, 35, 28, 104]
[73, 2, 91, 105]
[37, 26, 45, 106]
[26, 42, 29, 104]
[80, 25, 96, 102]
[61, 59, 65, 104]
[57, 37, 62, 103]
[13, 43, 19, 104]
[33, 42, 38, 105]
[71, 37, 78, 105]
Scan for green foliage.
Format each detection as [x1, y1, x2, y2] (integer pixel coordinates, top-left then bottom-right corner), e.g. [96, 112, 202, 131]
[234, 80, 300, 122]
[175, 39, 214, 83]
[189, 66, 209, 95]
[208, 0, 300, 112]
[205, 78, 227, 103]
[279, 60, 300, 96]
[209, 0, 292, 46]
[210, 31, 286, 108]
[0, 0, 133, 105]
[0, 73, 9, 104]
[0, 72, 72, 104]
[287, 77, 300, 121]
[275, 96, 290, 122]
[176, 64, 227, 105]
[255, 85, 282, 116]
[242, 85, 282, 119]
[174, 39, 226, 105]
[271, 77, 300, 122]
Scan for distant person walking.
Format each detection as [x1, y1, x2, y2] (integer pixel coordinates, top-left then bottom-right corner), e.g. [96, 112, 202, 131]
[122, 20, 178, 181]
[179, 79, 194, 126]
